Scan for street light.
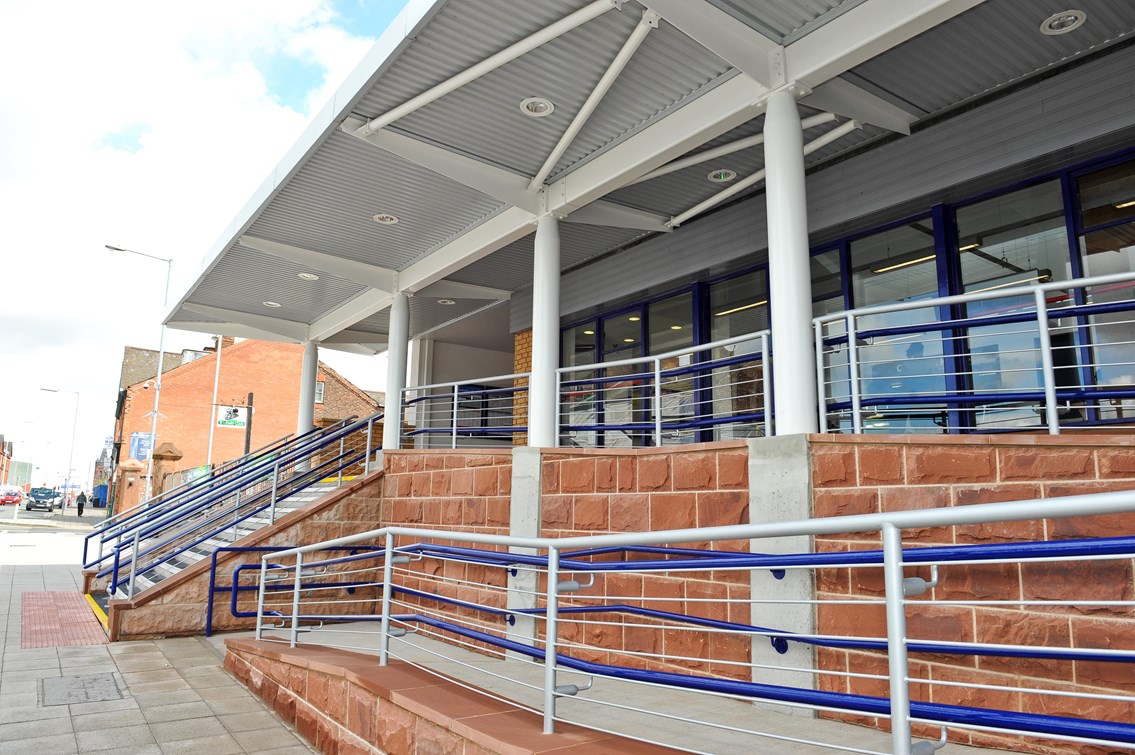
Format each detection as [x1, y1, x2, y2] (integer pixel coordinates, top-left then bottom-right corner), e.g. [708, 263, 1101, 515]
[40, 388, 79, 512]
[106, 244, 173, 502]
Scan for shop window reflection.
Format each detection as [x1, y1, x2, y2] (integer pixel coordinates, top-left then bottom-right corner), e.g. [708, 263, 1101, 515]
[709, 271, 768, 439]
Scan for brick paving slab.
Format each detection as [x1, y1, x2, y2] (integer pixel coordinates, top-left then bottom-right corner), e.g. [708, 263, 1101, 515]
[20, 592, 108, 649]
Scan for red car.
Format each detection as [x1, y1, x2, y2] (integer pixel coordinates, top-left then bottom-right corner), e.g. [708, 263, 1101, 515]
[0, 488, 22, 505]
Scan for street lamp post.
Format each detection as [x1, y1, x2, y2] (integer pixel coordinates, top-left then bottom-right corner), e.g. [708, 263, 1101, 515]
[40, 388, 78, 513]
[106, 244, 173, 503]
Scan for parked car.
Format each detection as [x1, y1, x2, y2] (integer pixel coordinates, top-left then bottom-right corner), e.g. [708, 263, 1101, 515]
[0, 487, 21, 505]
[26, 487, 59, 511]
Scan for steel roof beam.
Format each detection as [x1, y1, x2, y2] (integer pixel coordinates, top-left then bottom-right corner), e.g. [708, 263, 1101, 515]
[165, 321, 298, 343]
[355, 0, 619, 137]
[418, 280, 512, 301]
[528, 8, 660, 191]
[785, 0, 988, 87]
[307, 290, 395, 343]
[239, 235, 396, 292]
[563, 201, 671, 232]
[178, 304, 310, 341]
[321, 329, 388, 348]
[802, 77, 918, 135]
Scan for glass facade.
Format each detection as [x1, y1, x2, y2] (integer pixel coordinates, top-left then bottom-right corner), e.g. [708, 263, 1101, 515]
[560, 149, 1135, 435]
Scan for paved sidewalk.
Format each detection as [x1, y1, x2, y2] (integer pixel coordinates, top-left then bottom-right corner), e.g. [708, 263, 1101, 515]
[0, 563, 315, 754]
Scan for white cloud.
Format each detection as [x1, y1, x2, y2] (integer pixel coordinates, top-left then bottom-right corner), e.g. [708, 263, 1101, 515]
[0, 1, 386, 485]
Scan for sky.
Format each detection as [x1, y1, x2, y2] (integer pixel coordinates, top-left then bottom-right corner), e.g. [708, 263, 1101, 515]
[0, 0, 410, 488]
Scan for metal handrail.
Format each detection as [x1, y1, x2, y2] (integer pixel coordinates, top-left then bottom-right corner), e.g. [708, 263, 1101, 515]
[83, 417, 356, 566]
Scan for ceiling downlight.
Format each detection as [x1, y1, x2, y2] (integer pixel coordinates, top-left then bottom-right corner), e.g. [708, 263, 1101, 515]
[708, 169, 737, 183]
[519, 97, 555, 118]
[1040, 10, 1086, 35]
[262, 301, 282, 308]
[298, 272, 320, 281]
[372, 213, 400, 225]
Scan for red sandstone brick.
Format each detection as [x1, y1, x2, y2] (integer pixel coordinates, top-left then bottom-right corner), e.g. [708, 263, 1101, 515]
[696, 490, 747, 527]
[472, 467, 498, 496]
[649, 492, 696, 532]
[573, 494, 610, 529]
[411, 472, 431, 496]
[857, 445, 904, 485]
[1021, 560, 1134, 615]
[463, 498, 488, 527]
[542, 495, 573, 529]
[616, 457, 636, 492]
[813, 488, 879, 519]
[878, 484, 950, 513]
[561, 458, 596, 493]
[934, 562, 1021, 603]
[999, 447, 1095, 481]
[813, 445, 856, 488]
[717, 450, 747, 490]
[595, 457, 616, 491]
[1098, 448, 1135, 479]
[497, 466, 511, 496]
[637, 455, 671, 491]
[610, 494, 649, 532]
[542, 460, 560, 493]
[817, 601, 887, 640]
[906, 446, 995, 484]
[449, 469, 473, 496]
[486, 498, 509, 527]
[672, 452, 716, 490]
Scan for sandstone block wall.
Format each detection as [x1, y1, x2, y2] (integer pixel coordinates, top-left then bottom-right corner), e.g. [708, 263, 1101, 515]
[810, 434, 1135, 754]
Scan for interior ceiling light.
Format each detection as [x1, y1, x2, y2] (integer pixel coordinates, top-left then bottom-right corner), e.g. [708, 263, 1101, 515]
[670, 325, 683, 330]
[1116, 199, 1135, 209]
[262, 301, 282, 308]
[373, 213, 399, 224]
[715, 300, 768, 317]
[583, 329, 595, 335]
[958, 243, 981, 252]
[872, 254, 937, 274]
[1040, 9, 1086, 35]
[298, 272, 320, 281]
[623, 338, 635, 343]
[970, 270, 1052, 294]
[520, 97, 555, 118]
[708, 169, 737, 183]
[628, 316, 641, 322]
[437, 298, 456, 305]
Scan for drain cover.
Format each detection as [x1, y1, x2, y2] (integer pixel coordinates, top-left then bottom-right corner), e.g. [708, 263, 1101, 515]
[40, 673, 124, 706]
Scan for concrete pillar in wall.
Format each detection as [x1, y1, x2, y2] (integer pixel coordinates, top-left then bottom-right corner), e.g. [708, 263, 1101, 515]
[528, 215, 561, 447]
[150, 442, 183, 497]
[747, 435, 815, 716]
[383, 292, 410, 450]
[764, 87, 820, 434]
[508, 446, 542, 653]
[297, 340, 318, 436]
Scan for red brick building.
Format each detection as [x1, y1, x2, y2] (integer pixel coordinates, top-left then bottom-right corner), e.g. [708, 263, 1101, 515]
[111, 339, 380, 510]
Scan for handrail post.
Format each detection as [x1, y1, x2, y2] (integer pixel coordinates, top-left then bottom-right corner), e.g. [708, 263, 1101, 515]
[268, 460, 280, 525]
[652, 358, 663, 446]
[762, 332, 773, 437]
[846, 315, 863, 434]
[814, 323, 827, 432]
[882, 522, 913, 755]
[542, 547, 560, 734]
[255, 558, 269, 640]
[1035, 288, 1060, 434]
[552, 371, 561, 448]
[337, 436, 345, 484]
[451, 383, 460, 449]
[127, 529, 141, 599]
[231, 489, 242, 543]
[290, 552, 304, 648]
[379, 533, 396, 666]
[364, 416, 374, 474]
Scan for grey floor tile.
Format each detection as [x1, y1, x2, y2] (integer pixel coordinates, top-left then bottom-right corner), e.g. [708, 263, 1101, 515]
[158, 733, 244, 755]
[71, 707, 148, 732]
[91, 746, 162, 755]
[142, 701, 216, 724]
[196, 684, 253, 702]
[76, 723, 158, 753]
[2, 656, 61, 672]
[0, 702, 71, 725]
[206, 696, 266, 715]
[232, 728, 308, 753]
[67, 697, 140, 715]
[150, 716, 228, 743]
[0, 714, 74, 741]
[7, 731, 79, 754]
[186, 674, 239, 691]
[176, 663, 226, 678]
[121, 669, 183, 684]
[127, 679, 192, 694]
[115, 659, 172, 673]
[245, 747, 315, 755]
[133, 688, 204, 708]
[218, 710, 285, 733]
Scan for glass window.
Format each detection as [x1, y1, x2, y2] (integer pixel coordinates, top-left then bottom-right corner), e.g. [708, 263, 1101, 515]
[956, 181, 1069, 292]
[314, 382, 324, 404]
[1078, 159, 1135, 228]
[710, 270, 768, 343]
[601, 311, 642, 356]
[811, 248, 843, 316]
[562, 322, 597, 368]
[1079, 222, 1135, 417]
[648, 292, 693, 353]
[850, 221, 938, 309]
[708, 271, 768, 440]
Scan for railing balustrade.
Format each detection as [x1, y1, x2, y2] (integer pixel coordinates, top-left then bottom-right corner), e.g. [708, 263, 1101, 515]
[254, 490, 1135, 754]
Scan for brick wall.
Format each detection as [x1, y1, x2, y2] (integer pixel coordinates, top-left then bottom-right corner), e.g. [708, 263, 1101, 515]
[539, 443, 752, 678]
[512, 329, 531, 446]
[810, 434, 1135, 753]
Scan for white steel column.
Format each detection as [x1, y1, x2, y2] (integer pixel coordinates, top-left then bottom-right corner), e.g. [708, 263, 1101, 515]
[297, 340, 318, 435]
[764, 87, 819, 434]
[383, 292, 410, 450]
[528, 215, 561, 447]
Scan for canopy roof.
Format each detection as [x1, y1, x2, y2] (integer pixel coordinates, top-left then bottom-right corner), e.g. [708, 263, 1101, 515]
[167, 0, 1135, 354]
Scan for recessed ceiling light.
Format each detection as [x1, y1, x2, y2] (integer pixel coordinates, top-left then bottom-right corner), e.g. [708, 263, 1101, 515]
[1040, 9, 1086, 35]
[958, 243, 980, 252]
[298, 272, 320, 281]
[670, 325, 683, 330]
[437, 298, 456, 306]
[262, 301, 282, 308]
[373, 213, 399, 224]
[708, 169, 737, 183]
[1116, 199, 1135, 209]
[520, 97, 555, 118]
[623, 338, 635, 343]
[583, 330, 594, 335]
[628, 316, 641, 322]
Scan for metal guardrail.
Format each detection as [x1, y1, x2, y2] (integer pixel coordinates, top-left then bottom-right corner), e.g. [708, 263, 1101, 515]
[254, 489, 1135, 754]
[815, 271, 1135, 435]
[99, 412, 383, 599]
[401, 373, 527, 448]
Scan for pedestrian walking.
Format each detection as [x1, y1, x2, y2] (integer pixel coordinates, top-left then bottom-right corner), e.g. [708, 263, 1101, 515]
[76, 491, 86, 517]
